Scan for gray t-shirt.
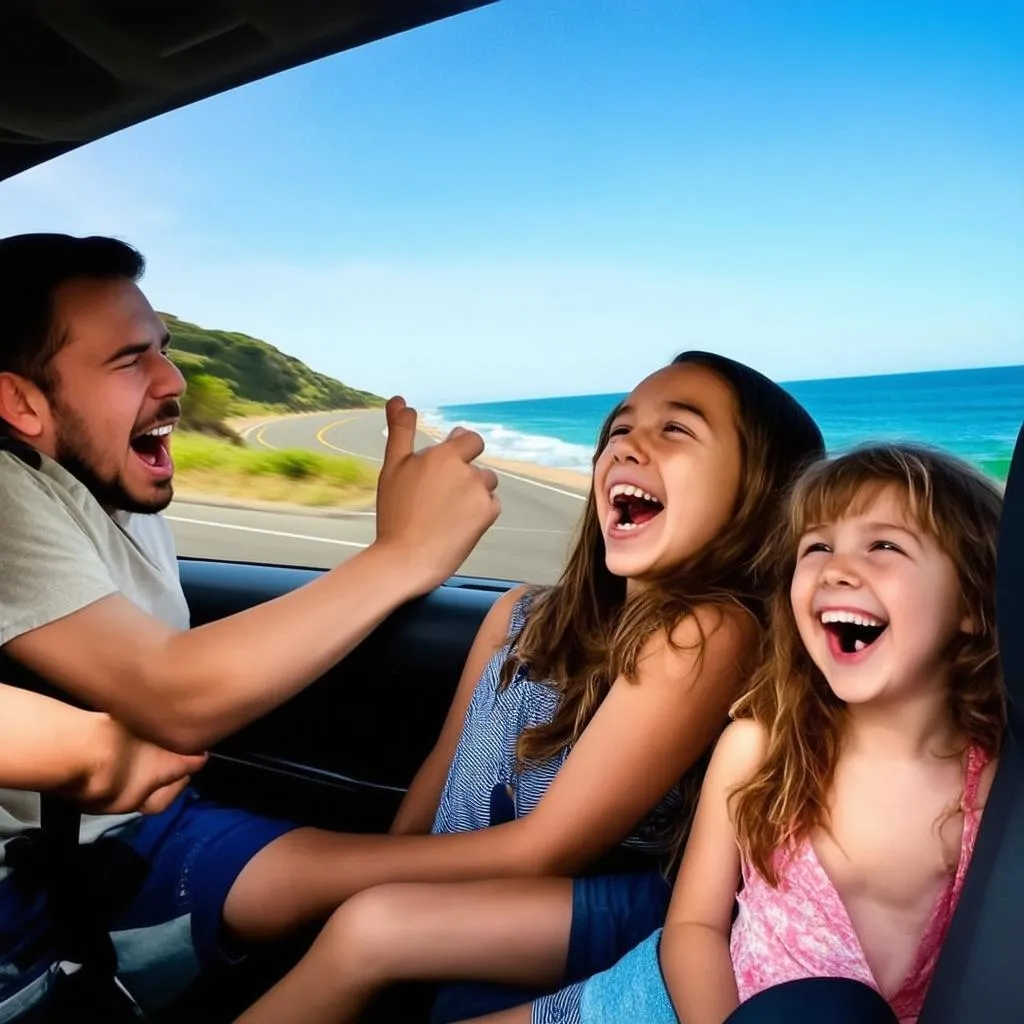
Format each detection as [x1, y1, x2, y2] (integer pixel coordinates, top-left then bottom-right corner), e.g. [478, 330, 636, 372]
[0, 448, 190, 867]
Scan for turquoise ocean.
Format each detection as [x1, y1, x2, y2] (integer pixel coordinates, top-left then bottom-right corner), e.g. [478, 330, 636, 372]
[431, 365, 1023, 480]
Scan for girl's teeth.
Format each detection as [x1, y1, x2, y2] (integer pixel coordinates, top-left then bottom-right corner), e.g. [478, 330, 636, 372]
[608, 483, 660, 504]
[820, 610, 885, 628]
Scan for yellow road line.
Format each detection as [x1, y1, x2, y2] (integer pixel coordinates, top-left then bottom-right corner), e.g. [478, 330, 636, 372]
[252, 424, 277, 450]
[315, 413, 379, 460]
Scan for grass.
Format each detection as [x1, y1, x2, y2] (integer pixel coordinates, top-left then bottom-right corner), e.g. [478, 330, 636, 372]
[227, 398, 292, 419]
[171, 431, 378, 508]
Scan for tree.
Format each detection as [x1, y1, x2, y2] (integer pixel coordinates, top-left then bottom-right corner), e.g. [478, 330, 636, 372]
[181, 374, 234, 428]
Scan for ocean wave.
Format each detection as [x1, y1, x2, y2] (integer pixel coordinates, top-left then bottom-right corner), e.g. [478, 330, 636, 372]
[423, 411, 594, 471]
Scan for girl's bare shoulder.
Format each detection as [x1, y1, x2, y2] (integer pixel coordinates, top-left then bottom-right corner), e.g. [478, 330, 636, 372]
[707, 718, 770, 791]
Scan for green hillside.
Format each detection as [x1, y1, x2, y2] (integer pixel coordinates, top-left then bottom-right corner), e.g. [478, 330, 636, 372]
[162, 312, 384, 422]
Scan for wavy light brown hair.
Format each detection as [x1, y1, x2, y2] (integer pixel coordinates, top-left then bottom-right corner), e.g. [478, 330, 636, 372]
[731, 443, 1006, 885]
[503, 351, 825, 767]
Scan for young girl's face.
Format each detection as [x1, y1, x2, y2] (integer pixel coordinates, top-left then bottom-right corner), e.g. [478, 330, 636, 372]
[593, 362, 742, 584]
[790, 484, 972, 706]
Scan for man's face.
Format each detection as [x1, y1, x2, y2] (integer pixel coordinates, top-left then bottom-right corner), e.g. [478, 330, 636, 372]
[43, 277, 185, 513]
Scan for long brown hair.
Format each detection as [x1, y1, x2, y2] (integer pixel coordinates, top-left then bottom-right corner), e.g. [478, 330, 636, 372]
[503, 351, 825, 766]
[731, 443, 1006, 885]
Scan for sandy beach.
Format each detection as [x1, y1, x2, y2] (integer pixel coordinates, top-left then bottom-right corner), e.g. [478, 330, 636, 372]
[415, 421, 591, 493]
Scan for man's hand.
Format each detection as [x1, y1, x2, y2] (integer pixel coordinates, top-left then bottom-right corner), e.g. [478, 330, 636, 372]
[74, 715, 208, 815]
[375, 396, 500, 592]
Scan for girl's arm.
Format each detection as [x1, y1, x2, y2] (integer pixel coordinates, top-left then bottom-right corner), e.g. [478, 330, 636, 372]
[660, 719, 767, 1024]
[389, 585, 528, 835]
[226, 605, 756, 904]
[494, 603, 757, 875]
[0, 682, 208, 814]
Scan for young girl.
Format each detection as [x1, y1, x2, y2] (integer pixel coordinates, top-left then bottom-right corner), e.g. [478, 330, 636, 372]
[232, 351, 825, 1024]
[549, 442, 1005, 1024]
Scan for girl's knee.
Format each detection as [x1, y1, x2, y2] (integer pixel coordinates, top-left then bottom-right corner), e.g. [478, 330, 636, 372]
[316, 884, 410, 977]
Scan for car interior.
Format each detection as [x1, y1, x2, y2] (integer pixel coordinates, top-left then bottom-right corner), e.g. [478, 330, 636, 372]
[0, 2, 1021, 1022]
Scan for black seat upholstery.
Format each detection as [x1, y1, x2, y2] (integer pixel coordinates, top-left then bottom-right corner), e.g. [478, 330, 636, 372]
[920, 421, 1024, 1023]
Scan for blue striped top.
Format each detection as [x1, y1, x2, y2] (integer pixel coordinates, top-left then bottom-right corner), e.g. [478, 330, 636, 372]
[432, 593, 686, 856]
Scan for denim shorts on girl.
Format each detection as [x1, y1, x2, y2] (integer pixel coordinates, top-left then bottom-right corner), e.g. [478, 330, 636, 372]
[572, 931, 902, 1024]
[430, 868, 672, 1024]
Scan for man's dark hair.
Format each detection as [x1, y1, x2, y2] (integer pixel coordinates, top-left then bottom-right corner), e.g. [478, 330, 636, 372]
[0, 233, 145, 392]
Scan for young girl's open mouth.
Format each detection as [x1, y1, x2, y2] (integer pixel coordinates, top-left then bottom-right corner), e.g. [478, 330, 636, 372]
[130, 423, 175, 476]
[607, 482, 665, 539]
[820, 609, 889, 661]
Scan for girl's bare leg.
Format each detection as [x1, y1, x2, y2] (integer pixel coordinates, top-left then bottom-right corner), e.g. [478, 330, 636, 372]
[234, 877, 573, 1024]
[458, 1006, 533, 1024]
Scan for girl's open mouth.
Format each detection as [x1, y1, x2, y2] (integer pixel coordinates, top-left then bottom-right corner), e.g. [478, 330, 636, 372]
[130, 423, 174, 475]
[821, 609, 889, 658]
[608, 483, 665, 536]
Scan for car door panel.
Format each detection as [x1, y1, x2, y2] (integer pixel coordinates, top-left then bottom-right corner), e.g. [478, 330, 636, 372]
[179, 558, 509, 831]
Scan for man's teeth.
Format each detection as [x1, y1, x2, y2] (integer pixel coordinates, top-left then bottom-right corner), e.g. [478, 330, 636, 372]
[143, 424, 174, 438]
[608, 483, 661, 504]
[819, 610, 886, 628]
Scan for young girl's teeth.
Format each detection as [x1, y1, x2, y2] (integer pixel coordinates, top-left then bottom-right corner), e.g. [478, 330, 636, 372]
[820, 610, 885, 628]
[854, 639, 866, 652]
[608, 483, 661, 504]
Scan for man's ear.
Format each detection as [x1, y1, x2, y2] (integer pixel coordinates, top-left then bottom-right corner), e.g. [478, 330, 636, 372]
[0, 372, 49, 440]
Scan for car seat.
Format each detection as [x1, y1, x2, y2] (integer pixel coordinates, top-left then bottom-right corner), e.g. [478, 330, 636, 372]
[919, 420, 1024, 1023]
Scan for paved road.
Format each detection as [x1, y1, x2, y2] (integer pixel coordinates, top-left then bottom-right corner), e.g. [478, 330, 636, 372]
[167, 409, 588, 584]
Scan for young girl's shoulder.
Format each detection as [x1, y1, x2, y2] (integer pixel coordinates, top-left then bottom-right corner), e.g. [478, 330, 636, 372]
[707, 718, 770, 792]
[639, 600, 758, 673]
[475, 584, 534, 646]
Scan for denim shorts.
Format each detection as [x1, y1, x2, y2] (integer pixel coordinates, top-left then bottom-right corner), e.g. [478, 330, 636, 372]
[0, 789, 297, 1022]
[430, 868, 672, 1024]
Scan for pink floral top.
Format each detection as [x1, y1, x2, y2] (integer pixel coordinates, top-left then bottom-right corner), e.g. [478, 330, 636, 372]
[730, 746, 988, 1024]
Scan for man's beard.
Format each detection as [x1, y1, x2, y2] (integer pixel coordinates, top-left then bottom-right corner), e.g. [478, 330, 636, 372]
[53, 402, 175, 515]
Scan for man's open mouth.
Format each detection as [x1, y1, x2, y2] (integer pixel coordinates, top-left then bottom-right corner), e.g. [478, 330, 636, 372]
[608, 483, 665, 532]
[130, 423, 174, 471]
[820, 609, 889, 655]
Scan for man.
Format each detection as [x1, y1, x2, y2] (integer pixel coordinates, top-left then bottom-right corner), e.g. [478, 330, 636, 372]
[0, 233, 500, 1018]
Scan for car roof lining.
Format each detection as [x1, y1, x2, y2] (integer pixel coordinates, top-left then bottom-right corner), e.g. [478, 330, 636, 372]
[0, 0, 495, 183]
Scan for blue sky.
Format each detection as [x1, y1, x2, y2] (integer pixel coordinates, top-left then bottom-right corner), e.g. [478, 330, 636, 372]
[1, 0, 1021, 406]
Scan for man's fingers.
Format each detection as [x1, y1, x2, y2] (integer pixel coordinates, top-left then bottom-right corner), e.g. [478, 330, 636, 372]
[138, 777, 192, 816]
[170, 752, 208, 782]
[443, 426, 486, 464]
[383, 396, 417, 466]
[477, 466, 499, 493]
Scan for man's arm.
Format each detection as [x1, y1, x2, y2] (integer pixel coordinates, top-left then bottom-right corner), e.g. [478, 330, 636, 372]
[0, 682, 207, 814]
[5, 398, 501, 753]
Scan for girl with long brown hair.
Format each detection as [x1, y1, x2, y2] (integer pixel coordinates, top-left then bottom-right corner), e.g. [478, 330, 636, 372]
[558, 443, 1005, 1024]
[234, 352, 824, 1024]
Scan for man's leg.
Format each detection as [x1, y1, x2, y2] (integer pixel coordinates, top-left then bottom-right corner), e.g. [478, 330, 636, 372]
[0, 867, 65, 1023]
[233, 878, 574, 1024]
[103, 789, 299, 1013]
